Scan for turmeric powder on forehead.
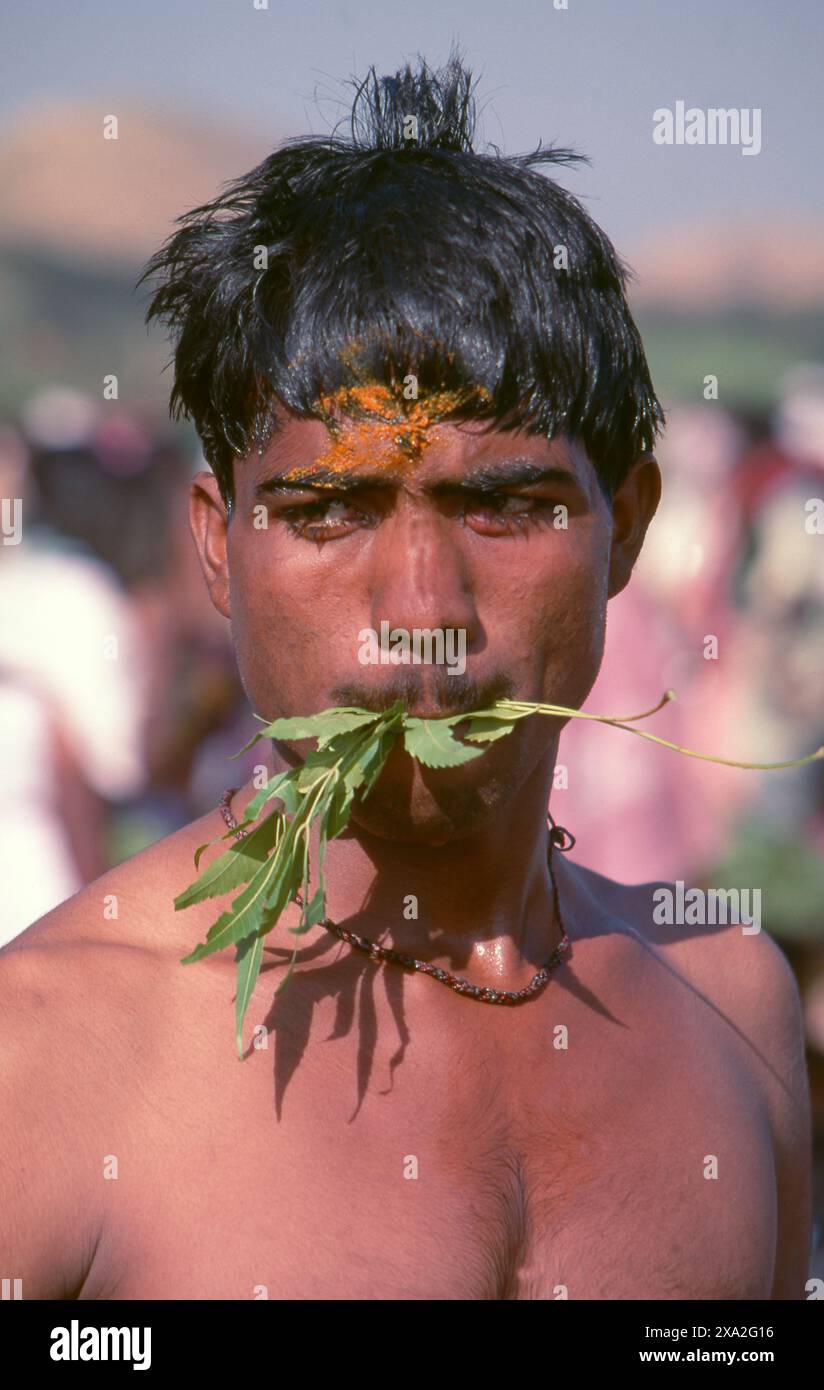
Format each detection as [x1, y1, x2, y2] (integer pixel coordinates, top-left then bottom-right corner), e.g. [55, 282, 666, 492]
[312, 381, 491, 474]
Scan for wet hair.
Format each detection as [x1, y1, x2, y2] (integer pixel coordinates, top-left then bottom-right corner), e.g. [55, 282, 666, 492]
[137, 46, 665, 509]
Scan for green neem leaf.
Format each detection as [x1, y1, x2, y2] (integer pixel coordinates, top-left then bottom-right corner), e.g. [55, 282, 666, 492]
[193, 832, 229, 872]
[344, 716, 404, 794]
[457, 703, 534, 736]
[251, 707, 382, 744]
[403, 717, 486, 768]
[293, 733, 358, 792]
[234, 928, 265, 1059]
[217, 713, 435, 1007]
[230, 706, 382, 759]
[182, 793, 319, 965]
[296, 760, 335, 794]
[325, 779, 355, 839]
[314, 710, 388, 747]
[287, 840, 331, 941]
[309, 719, 396, 841]
[460, 715, 522, 744]
[301, 884, 328, 929]
[230, 727, 270, 758]
[241, 768, 302, 823]
[271, 716, 403, 962]
[292, 710, 397, 796]
[180, 848, 288, 965]
[174, 811, 283, 910]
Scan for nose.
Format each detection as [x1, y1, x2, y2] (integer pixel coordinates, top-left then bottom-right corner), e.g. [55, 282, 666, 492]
[366, 497, 479, 648]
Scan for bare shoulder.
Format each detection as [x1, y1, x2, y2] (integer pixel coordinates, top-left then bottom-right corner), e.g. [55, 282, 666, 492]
[618, 870, 806, 1078]
[6, 800, 222, 957]
[567, 858, 805, 1065]
[0, 799, 233, 1089]
[571, 859, 812, 1298]
[0, 806, 223, 1299]
[0, 915, 124, 1299]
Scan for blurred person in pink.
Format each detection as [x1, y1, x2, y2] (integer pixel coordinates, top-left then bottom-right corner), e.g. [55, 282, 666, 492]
[558, 405, 751, 883]
[722, 366, 824, 835]
[0, 397, 148, 945]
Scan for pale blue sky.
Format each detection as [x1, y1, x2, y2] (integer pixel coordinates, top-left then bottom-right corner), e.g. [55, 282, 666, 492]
[3, 0, 822, 243]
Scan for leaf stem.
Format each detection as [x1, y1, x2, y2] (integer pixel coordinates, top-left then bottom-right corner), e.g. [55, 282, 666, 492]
[491, 698, 824, 771]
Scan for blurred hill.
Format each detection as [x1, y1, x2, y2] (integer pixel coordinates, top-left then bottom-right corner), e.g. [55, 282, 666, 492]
[1, 98, 823, 418]
[0, 99, 264, 266]
[0, 100, 265, 423]
[628, 217, 824, 312]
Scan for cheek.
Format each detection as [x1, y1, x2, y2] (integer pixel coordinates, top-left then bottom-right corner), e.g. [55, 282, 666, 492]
[547, 545, 608, 643]
[546, 551, 610, 706]
[482, 525, 608, 662]
[227, 531, 352, 715]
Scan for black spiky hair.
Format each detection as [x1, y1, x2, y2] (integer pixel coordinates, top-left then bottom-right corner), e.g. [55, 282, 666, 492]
[137, 46, 665, 507]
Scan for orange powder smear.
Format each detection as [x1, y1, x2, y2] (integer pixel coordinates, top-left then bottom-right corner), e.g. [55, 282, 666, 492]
[312, 380, 492, 476]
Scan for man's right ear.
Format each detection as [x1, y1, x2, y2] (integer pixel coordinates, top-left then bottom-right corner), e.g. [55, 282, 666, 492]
[189, 470, 231, 619]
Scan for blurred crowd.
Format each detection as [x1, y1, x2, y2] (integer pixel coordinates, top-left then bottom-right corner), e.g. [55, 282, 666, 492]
[561, 363, 824, 911]
[0, 386, 261, 945]
[1, 370, 823, 1270]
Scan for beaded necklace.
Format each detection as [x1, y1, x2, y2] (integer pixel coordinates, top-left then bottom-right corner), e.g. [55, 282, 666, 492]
[218, 788, 575, 1004]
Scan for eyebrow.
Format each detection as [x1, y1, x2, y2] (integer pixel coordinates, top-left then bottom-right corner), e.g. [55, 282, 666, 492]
[253, 457, 579, 498]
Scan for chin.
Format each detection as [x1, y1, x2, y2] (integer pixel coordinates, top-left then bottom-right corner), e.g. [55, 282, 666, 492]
[348, 745, 523, 846]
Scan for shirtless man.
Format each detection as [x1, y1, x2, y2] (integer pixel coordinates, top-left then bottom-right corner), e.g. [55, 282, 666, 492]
[0, 54, 812, 1301]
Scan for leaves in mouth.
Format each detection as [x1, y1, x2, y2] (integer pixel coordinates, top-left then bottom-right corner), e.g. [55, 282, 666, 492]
[174, 688, 824, 1058]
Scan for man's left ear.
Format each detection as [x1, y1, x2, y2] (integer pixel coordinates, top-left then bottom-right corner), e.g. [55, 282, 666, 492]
[606, 453, 662, 599]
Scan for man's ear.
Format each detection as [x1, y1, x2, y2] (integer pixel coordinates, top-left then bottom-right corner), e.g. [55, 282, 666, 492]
[607, 453, 662, 599]
[189, 470, 231, 619]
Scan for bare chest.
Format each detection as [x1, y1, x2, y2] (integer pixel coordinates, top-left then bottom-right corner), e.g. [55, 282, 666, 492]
[88, 962, 777, 1301]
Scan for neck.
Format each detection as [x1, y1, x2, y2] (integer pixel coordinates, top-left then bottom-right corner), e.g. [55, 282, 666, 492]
[229, 747, 574, 988]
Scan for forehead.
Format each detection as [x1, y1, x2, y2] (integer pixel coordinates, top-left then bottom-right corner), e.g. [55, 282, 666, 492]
[242, 401, 593, 487]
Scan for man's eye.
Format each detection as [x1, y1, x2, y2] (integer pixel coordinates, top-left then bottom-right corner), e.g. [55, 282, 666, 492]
[280, 498, 368, 539]
[463, 492, 553, 533]
[483, 493, 533, 513]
